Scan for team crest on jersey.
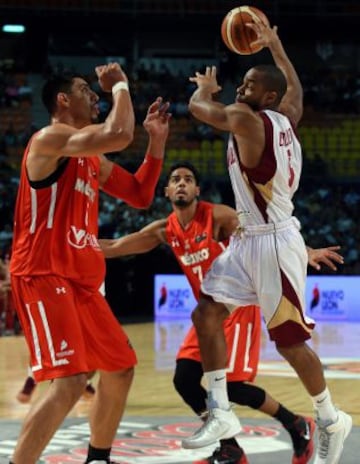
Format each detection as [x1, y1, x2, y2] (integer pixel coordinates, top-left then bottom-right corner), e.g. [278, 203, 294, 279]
[195, 233, 207, 243]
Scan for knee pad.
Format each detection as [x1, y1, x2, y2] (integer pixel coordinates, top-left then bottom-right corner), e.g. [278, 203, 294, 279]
[173, 358, 203, 394]
[173, 358, 207, 414]
[227, 381, 266, 409]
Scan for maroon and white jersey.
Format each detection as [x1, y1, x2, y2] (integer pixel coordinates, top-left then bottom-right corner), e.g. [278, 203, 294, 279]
[227, 109, 302, 225]
[203, 109, 314, 347]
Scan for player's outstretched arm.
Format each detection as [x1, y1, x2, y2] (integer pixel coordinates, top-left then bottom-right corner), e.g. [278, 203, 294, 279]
[99, 219, 167, 258]
[248, 23, 303, 125]
[189, 66, 256, 137]
[212, 204, 239, 241]
[33, 63, 135, 159]
[142, 97, 171, 160]
[188, 66, 231, 131]
[99, 98, 171, 209]
[307, 245, 344, 271]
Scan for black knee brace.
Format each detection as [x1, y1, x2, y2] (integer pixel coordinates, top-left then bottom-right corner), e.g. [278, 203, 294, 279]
[173, 358, 207, 415]
[227, 381, 266, 410]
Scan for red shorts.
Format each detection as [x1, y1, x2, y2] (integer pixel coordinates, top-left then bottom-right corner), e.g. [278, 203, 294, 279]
[11, 275, 137, 382]
[176, 305, 261, 382]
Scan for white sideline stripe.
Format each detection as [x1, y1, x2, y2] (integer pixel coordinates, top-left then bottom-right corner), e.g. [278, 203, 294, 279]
[120, 421, 151, 428]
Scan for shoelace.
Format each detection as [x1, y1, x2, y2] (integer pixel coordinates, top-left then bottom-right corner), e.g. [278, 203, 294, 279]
[317, 428, 330, 458]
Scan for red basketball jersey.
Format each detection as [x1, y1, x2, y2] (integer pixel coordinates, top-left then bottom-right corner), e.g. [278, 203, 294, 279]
[165, 201, 227, 300]
[10, 140, 105, 289]
[166, 201, 261, 380]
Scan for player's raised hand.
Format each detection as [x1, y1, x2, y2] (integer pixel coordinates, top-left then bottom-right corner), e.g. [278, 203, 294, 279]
[95, 62, 128, 93]
[143, 97, 171, 138]
[189, 66, 222, 94]
[246, 22, 279, 49]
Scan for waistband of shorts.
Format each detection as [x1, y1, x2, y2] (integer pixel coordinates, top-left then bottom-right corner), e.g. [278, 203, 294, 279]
[234, 217, 300, 236]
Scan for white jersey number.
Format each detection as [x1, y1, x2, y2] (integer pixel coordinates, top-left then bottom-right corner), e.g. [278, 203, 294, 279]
[192, 265, 203, 283]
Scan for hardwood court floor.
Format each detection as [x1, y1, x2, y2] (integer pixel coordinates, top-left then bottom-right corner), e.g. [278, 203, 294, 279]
[0, 321, 359, 425]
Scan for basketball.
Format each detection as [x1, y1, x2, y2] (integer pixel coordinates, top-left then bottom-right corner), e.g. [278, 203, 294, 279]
[221, 5, 270, 55]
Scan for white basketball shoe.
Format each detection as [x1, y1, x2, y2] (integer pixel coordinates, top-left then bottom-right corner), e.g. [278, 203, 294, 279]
[182, 407, 242, 449]
[314, 410, 352, 464]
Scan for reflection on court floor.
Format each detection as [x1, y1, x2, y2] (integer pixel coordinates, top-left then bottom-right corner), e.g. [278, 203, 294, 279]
[154, 319, 192, 370]
[154, 319, 360, 378]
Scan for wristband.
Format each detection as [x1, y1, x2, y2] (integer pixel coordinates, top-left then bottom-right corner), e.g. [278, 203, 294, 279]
[112, 81, 129, 96]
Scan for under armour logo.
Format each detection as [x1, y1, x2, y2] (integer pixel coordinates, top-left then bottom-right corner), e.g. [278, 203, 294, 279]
[56, 287, 66, 294]
[78, 158, 84, 166]
[171, 238, 180, 247]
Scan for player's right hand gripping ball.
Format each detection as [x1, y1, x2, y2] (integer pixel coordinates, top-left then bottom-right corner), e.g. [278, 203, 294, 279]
[221, 5, 269, 55]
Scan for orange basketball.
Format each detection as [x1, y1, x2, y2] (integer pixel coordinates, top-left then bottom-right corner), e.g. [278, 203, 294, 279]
[221, 5, 270, 55]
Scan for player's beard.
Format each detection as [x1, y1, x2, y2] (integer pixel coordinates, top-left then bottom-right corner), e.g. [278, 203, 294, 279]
[173, 198, 189, 207]
[173, 196, 196, 208]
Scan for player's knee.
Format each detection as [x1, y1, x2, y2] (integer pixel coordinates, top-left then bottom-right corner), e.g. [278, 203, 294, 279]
[97, 367, 134, 396]
[53, 373, 88, 403]
[276, 341, 308, 365]
[227, 381, 266, 409]
[191, 297, 227, 331]
[113, 367, 135, 384]
[173, 359, 203, 398]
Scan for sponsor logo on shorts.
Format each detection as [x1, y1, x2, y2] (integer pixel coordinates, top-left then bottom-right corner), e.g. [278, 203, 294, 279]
[56, 287, 66, 294]
[56, 339, 74, 359]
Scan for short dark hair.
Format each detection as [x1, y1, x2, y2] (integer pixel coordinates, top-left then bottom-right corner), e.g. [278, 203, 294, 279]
[41, 72, 87, 115]
[165, 161, 201, 185]
[253, 64, 287, 105]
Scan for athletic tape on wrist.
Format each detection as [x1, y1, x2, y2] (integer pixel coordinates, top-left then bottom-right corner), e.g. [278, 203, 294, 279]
[112, 81, 129, 96]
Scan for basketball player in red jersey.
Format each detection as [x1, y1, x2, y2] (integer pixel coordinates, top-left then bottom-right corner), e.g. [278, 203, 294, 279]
[100, 161, 344, 464]
[9, 62, 170, 464]
[182, 21, 352, 464]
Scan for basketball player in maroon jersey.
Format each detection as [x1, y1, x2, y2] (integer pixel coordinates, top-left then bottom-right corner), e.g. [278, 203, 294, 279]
[181, 21, 352, 464]
[9, 63, 170, 464]
[100, 161, 344, 464]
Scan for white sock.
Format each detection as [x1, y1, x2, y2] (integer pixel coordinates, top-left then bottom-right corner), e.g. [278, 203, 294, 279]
[311, 387, 338, 423]
[204, 369, 230, 410]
